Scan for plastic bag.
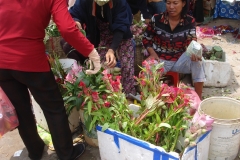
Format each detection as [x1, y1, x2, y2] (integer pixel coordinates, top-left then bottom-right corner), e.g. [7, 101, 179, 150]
[179, 83, 201, 116]
[186, 40, 203, 58]
[0, 87, 19, 138]
[196, 27, 214, 39]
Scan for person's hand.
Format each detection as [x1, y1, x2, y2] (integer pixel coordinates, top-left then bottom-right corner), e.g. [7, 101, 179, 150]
[86, 49, 101, 74]
[146, 48, 160, 61]
[75, 21, 82, 30]
[105, 49, 116, 68]
[145, 19, 151, 24]
[190, 54, 202, 61]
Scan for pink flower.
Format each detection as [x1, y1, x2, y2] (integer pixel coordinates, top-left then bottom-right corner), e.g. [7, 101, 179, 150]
[205, 115, 215, 130]
[180, 83, 201, 112]
[102, 69, 110, 81]
[102, 69, 108, 75]
[115, 76, 121, 82]
[111, 80, 121, 92]
[140, 80, 146, 86]
[91, 91, 99, 102]
[104, 101, 111, 108]
[83, 87, 89, 95]
[65, 72, 74, 83]
[101, 94, 107, 100]
[192, 112, 214, 131]
[72, 61, 82, 76]
[78, 81, 86, 87]
[142, 60, 150, 68]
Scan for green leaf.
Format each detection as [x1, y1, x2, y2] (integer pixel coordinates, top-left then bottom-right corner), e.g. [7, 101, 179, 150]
[158, 123, 171, 129]
[84, 113, 93, 132]
[76, 96, 84, 111]
[101, 123, 109, 132]
[64, 96, 77, 104]
[80, 29, 86, 36]
[98, 85, 106, 89]
[122, 122, 127, 129]
[104, 90, 112, 93]
[89, 116, 98, 132]
[87, 101, 92, 115]
[65, 105, 75, 116]
[90, 112, 102, 116]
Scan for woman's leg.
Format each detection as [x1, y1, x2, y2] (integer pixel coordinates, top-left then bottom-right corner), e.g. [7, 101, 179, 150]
[194, 82, 204, 99]
[170, 53, 206, 99]
[0, 69, 83, 160]
[0, 70, 45, 160]
[117, 39, 136, 96]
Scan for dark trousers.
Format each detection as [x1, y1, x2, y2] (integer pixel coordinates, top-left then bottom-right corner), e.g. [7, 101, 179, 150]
[0, 69, 78, 160]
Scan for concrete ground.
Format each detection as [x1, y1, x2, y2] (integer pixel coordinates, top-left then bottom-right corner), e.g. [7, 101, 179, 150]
[0, 129, 101, 160]
[1, 18, 240, 160]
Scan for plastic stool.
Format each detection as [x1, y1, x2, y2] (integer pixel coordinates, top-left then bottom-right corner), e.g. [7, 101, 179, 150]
[165, 71, 179, 87]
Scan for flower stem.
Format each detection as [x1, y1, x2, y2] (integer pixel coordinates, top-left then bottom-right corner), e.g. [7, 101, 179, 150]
[134, 108, 150, 125]
[170, 129, 180, 152]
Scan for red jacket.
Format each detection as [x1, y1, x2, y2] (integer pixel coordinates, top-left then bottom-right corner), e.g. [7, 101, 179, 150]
[0, 0, 94, 72]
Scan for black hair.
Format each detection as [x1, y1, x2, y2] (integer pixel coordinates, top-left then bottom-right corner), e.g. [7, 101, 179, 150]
[181, 0, 189, 16]
[165, 0, 189, 16]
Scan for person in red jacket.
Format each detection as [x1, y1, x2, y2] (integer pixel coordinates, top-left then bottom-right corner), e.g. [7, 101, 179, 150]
[0, 0, 101, 160]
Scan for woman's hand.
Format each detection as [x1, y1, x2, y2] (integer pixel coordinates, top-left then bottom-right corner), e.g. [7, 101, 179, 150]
[75, 21, 82, 30]
[145, 19, 151, 24]
[146, 47, 160, 61]
[190, 54, 202, 61]
[105, 49, 116, 68]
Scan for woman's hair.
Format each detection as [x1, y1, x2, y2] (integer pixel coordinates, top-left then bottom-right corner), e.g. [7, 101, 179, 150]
[181, 0, 189, 16]
[165, 0, 190, 16]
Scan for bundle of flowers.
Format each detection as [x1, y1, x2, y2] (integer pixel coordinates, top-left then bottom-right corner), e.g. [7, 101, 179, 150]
[131, 20, 147, 45]
[47, 53, 67, 95]
[63, 60, 214, 155]
[135, 60, 214, 151]
[63, 63, 131, 129]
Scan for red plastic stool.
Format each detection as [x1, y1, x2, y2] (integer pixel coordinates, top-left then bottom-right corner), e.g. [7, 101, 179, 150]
[165, 71, 179, 87]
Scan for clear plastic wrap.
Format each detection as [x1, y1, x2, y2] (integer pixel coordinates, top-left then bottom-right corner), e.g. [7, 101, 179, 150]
[186, 40, 203, 58]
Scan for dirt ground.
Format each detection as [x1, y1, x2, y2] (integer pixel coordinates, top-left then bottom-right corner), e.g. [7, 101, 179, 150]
[0, 18, 240, 160]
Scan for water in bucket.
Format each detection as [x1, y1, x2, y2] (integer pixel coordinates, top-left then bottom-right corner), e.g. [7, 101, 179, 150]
[199, 97, 240, 160]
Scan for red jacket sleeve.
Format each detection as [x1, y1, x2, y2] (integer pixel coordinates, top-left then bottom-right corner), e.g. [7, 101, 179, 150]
[51, 0, 94, 57]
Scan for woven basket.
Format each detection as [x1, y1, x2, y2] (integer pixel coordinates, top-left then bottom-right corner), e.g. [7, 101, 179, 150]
[45, 36, 66, 58]
[134, 44, 145, 76]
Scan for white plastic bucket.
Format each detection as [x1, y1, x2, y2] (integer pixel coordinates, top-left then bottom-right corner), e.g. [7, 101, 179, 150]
[199, 97, 240, 160]
[58, 58, 76, 73]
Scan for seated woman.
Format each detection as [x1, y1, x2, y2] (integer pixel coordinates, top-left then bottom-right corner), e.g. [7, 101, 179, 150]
[69, 0, 136, 96]
[142, 0, 205, 99]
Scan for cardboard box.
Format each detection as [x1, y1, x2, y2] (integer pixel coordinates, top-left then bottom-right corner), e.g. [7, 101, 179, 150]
[96, 125, 211, 160]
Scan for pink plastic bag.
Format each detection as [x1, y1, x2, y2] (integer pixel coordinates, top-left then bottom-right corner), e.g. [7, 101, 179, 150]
[0, 87, 19, 138]
[179, 83, 201, 116]
[196, 26, 214, 39]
